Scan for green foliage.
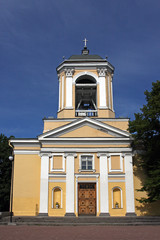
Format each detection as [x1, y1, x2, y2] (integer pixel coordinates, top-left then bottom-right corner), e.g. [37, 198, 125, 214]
[0, 134, 13, 211]
[129, 80, 160, 202]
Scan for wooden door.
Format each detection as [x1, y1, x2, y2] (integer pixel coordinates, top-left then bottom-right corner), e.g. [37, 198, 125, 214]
[78, 183, 96, 215]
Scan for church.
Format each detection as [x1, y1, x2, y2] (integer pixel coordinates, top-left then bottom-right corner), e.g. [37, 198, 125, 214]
[9, 41, 159, 217]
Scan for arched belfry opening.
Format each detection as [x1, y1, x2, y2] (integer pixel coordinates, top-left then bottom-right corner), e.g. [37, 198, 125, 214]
[75, 75, 97, 117]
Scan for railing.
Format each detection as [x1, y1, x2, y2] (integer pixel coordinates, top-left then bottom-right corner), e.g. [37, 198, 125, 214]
[75, 110, 98, 117]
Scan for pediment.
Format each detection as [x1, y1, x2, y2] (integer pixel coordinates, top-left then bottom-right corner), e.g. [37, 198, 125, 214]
[38, 118, 130, 140]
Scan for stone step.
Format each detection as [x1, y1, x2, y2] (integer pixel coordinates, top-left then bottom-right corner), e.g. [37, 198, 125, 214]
[1, 216, 160, 225]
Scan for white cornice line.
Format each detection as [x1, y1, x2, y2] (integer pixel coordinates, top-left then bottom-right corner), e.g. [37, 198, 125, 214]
[10, 139, 39, 143]
[14, 150, 40, 155]
[57, 62, 114, 72]
[41, 137, 131, 141]
[41, 147, 132, 153]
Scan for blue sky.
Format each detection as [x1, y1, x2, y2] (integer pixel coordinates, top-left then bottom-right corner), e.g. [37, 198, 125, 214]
[0, 0, 160, 138]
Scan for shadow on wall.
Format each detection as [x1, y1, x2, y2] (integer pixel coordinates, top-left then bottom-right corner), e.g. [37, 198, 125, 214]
[133, 155, 160, 216]
[35, 204, 39, 216]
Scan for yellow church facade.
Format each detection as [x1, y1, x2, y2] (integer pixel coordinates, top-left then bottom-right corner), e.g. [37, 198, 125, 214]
[10, 45, 160, 217]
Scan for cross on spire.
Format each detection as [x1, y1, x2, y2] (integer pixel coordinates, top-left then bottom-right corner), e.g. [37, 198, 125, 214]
[83, 38, 88, 48]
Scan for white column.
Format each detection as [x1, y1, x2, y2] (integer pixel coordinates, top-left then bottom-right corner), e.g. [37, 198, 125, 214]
[61, 75, 64, 109]
[111, 75, 114, 112]
[65, 68, 74, 108]
[39, 154, 49, 216]
[58, 77, 60, 111]
[65, 153, 76, 216]
[125, 153, 136, 216]
[98, 153, 110, 216]
[108, 75, 111, 109]
[97, 68, 107, 108]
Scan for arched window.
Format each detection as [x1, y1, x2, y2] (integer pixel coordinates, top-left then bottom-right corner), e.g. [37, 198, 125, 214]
[75, 75, 97, 117]
[112, 187, 123, 209]
[52, 187, 62, 209]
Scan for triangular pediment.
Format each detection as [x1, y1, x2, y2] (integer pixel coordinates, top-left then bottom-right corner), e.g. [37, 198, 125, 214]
[38, 118, 130, 140]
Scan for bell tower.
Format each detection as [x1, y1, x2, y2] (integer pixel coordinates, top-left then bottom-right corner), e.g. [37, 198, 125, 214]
[57, 40, 115, 118]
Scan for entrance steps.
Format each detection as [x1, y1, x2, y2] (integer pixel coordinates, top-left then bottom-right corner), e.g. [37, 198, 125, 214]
[1, 216, 160, 226]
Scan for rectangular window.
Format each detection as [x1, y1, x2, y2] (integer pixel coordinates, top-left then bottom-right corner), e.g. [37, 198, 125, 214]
[81, 155, 93, 170]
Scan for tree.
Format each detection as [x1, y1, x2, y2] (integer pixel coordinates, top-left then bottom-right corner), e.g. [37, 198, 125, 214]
[129, 80, 160, 203]
[0, 134, 13, 211]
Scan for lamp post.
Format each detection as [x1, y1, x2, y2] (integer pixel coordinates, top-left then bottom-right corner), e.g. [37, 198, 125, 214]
[9, 155, 14, 223]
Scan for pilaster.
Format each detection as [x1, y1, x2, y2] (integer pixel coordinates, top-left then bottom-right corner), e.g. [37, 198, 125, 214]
[65, 153, 77, 216]
[65, 68, 74, 108]
[98, 152, 110, 216]
[124, 153, 136, 216]
[39, 154, 49, 216]
[97, 68, 107, 108]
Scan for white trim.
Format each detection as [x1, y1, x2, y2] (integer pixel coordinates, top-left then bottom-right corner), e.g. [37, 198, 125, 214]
[112, 187, 123, 209]
[10, 139, 39, 143]
[75, 174, 99, 178]
[50, 154, 65, 172]
[79, 154, 95, 171]
[14, 150, 40, 155]
[52, 187, 63, 209]
[49, 179, 66, 182]
[41, 147, 132, 153]
[49, 174, 66, 177]
[43, 118, 129, 122]
[72, 71, 99, 84]
[108, 153, 123, 172]
[39, 155, 49, 214]
[108, 180, 125, 182]
[57, 62, 114, 72]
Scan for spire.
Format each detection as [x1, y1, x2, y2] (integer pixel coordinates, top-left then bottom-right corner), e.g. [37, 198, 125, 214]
[82, 38, 89, 55]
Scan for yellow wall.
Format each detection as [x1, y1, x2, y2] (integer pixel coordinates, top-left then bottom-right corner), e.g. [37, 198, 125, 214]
[59, 125, 114, 138]
[13, 154, 41, 216]
[48, 182, 66, 216]
[108, 182, 126, 216]
[133, 155, 160, 216]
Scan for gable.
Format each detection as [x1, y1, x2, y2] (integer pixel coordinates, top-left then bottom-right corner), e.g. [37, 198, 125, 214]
[59, 125, 114, 138]
[38, 117, 130, 140]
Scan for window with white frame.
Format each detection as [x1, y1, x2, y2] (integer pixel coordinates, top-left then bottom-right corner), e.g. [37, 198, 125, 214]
[81, 155, 93, 170]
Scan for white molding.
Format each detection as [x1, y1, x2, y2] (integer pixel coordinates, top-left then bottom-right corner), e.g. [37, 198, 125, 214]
[72, 71, 99, 84]
[50, 154, 65, 172]
[57, 62, 114, 72]
[49, 174, 66, 177]
[112, 187, 123, 209]
[75, 174, 99, 178]
[52, 187, 63, 209]
[109, 180, 125, 182]
[14, 150, 40, 155]
[39, 155, 49, 214]
[108, 153, 123, 172]
[41, 147, 132, 153]
[43, 118, 129, 122]
[49, 179, 66, 182]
